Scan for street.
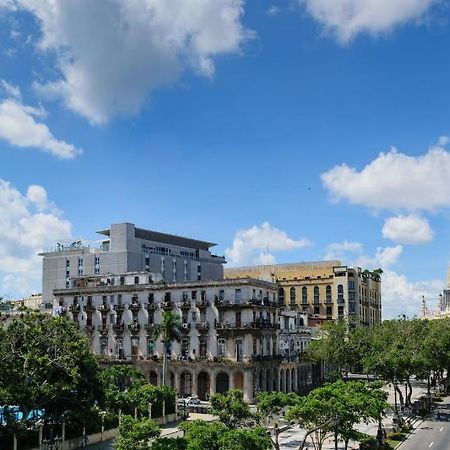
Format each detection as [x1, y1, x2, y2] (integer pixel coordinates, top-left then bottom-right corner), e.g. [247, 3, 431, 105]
[399, 396, 450, 450]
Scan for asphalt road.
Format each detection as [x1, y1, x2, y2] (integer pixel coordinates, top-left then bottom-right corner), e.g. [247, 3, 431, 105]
[401, 397, 450, 450]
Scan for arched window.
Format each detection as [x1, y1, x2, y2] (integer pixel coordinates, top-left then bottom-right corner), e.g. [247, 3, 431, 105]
[301, 286, 308, 304]
[217, 338, 226, 357]
[313, 286, 320, 304]
[337, 284, 344, 303]
[299, 317, 304, 327]
[290, 287, 296, 305]
[326, 285, 332, 303]
[278, 288, 285, 305]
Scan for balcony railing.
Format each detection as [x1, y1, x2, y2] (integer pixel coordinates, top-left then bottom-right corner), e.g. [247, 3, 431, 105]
[83, 304, 96, 313]
[113, 304, 126, 313]
[195, 300, 208, 308]
[161, 301, 173, 310]
[144, 302, 157, 311]
[69, 304, 81, 313]
[128, 323, 141, 334]
[129, 302, 141, 312]
[216, 321, 279, 332]
[179, 300, 191, 309]
[112, 323, 125, 334]
[98, 304, 111, 313]
[196, 322, 209, 333]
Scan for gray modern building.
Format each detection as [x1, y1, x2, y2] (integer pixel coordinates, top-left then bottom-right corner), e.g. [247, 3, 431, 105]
[40, 223, 225, 306]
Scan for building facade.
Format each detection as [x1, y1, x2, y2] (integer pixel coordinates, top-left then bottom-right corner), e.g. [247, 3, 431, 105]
[225, 261, 382, 326]
[40, 223, 225, 305]
[54, 274, 319, 402]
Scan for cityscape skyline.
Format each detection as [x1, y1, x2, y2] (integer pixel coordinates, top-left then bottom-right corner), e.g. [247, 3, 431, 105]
[1, 1, 450, 319]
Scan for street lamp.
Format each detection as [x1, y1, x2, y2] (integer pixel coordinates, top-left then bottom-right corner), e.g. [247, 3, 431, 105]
[331, 415, 340, 450]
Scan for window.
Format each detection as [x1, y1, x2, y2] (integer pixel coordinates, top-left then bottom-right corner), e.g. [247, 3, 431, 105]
[290, 287, 296, 305]
[314, 306, 320, 315]
[326, 285, 332, 303]
[338, 284, 344, 303]
[326, 306, 333, 316]
[134, 276, 139, 285]
[235, 339, 243, 361]
[78, 257, 83, 276]
[235, 289, 241, 303]
[217, 338, 226, 357]
[94, 256, 100, 275]
[313, 286, 320, 304]
[348, 280, 355, 291]
[199, 338, 207, 357]
[219, 290, 225, 301]
[302, 286, 308, 304]
[192, 290, 197, 300]
[278, 288, 285, 305]
[66, 257, 70, 268]
[338, 305, 344, 317]
[349, 303, 356, 314]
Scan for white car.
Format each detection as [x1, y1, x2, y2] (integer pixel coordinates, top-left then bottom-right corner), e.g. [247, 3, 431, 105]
[178, 396, 201, 407]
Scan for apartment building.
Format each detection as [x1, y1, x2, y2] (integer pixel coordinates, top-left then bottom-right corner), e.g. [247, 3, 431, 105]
[40, 223, 225, 305]
[225, 261, 382, 326]
[54, 274, 319, 402]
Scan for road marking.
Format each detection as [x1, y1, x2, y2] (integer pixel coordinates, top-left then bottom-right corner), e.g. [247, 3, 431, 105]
[439, 427, 444, 432]
[429, 442, 434, 448]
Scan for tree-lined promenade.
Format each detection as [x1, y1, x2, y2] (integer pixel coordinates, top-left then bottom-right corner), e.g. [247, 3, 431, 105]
[1, 311, 449, 449]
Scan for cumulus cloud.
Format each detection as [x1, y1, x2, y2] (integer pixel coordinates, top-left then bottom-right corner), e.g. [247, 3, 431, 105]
[225, 222, 311, 266]
[0, 96, 80, 158]
[382, 214, 433, 244]
[0, 179, 71, 298]
[321, 139, 450, 212]
[299, 0, 438, 43]
[3, 0, 251, 124]
[323, 240, 442, 318]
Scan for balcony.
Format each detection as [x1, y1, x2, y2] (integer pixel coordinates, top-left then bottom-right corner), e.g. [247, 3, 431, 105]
[85, 324, 94, 333]
[161, 301, 174, 310]
[179, 300, 191, 310]
[113, 304, 126, 313]
[83, 304, 96, 313]
[180, 323, 191, 334]
[216, 321, 279, 335]
[112, 323, 125, 334]
[97, 324, 109, 334]
[196, 322, 209, 334]
[69, 304, 81, 313]
[128, 323, 141, 335]
[145, 323, 156, 334]
[98, 304, 111, 313]
[129, 302, 141, 312]
[195, 299, 208, 309]
[144, 302, 157, 311]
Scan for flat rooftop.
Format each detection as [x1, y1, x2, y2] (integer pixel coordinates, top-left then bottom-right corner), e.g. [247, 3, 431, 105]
[97, 225, 216, 251]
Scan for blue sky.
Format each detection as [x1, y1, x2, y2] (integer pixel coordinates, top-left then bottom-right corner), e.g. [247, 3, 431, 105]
[0, 0, 449, 318]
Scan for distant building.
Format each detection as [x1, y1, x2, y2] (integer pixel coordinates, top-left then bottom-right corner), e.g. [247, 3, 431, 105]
[225, 261, 382, 326]
[54, 274, 321, 402]
[40, 223, 225, 305]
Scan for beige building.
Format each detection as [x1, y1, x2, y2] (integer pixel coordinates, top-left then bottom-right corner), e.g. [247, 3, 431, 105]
[225, 261, 382, 326]
[54, 273, 321, 402]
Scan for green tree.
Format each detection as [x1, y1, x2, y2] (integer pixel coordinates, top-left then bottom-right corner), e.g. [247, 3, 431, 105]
[114, 415, 160, 450]
[0, 312, 99, 430]
[151, 437, 188, 450]
[218, 428, 271, 450]
[256, 391, 299, 450]
[152, 311, 182, 386]
[210, 389, 255, 428]
[286, 381, 388, 450]
[180, 421, 227, 450]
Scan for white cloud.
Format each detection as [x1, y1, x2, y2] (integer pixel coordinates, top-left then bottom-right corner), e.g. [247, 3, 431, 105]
[299, 0, 438, 43]
[4, 0, 251, 124]
[382, 214, 433, 244]
[266, 5, 281, 15]
[0, 97, 80, 158]
[225, 222, 311, 266]
[321, 139, 450, 212]
[0, 79, 21, 99]
[0, 179, 71, 298]
[323, 240, 442, 318]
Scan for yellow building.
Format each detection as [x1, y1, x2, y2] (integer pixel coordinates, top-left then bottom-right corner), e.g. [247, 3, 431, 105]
[225, 261, 382, 326]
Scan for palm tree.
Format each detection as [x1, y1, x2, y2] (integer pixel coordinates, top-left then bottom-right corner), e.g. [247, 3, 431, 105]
[152, 310, 182, 386]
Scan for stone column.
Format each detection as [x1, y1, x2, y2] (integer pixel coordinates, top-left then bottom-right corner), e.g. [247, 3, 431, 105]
[209, 370, 216, 397]
[229, 370, 235, 390]
[243, 369, 253, 402]
[191, 370, 198, 397]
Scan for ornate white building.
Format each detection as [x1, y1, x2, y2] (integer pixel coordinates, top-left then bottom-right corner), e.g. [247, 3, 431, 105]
[54, 273, 320, 402]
